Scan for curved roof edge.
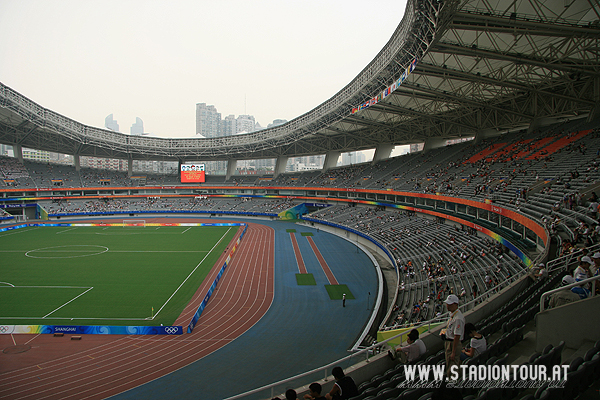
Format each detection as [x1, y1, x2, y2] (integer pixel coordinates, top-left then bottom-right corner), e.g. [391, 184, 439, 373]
[0, 0, 442, 161]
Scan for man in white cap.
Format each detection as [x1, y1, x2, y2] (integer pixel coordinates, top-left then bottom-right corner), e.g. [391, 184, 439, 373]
[441, 294, 465, 378]
[549, 275, 580, 308]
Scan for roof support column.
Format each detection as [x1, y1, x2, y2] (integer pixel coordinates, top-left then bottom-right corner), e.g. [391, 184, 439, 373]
[423, 138, 447, 153]
[323, 151, 340, 172]
[13, 144, 23, 163]
[127, 158, 133, 177]
[474, 128, 501, 145]
[372, 143, 393, 164]
[528, 117, 561, 134]
[226, 159, 237, 181]
[74, 154, 81, 172]
[274, 156, 288, 178]
[588, 76, 600, 123]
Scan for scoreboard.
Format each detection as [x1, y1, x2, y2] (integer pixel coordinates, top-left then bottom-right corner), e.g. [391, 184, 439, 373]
[180, 163, 205, 183]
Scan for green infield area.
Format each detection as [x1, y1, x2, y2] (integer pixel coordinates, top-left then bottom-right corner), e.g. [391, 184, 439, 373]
[0, 225, 239, 326]
[295, 273, 316, 285]
[325, 284, 354, 300]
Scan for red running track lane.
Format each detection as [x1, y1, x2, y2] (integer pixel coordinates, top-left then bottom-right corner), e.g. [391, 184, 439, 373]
[289, 232, 308, 274]
[306, 236, 339, 285]
[0, 221, 275, 400]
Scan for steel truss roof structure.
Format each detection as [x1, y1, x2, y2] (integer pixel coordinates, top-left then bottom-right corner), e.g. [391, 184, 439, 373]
[0, 0, 599, 163]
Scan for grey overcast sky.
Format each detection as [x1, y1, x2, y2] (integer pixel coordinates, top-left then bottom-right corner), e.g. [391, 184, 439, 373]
[0, 0, 406, 138]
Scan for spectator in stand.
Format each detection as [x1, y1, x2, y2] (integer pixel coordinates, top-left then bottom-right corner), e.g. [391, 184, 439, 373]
[285, 389, 299, 400]
[388, 328, 427, 363]
[549, 275, 580, 308]
[590, 252, 600, 276]
[574, 256, 592, 284]
[460, 322, 486, 361]
[532, 263, 548, 281]
[589, 198, 600, 219]
[303, 383, 326, 400]
[325, 367, 358, 400]
[572, 257, 593, 299]
[441, 294, 465, 378]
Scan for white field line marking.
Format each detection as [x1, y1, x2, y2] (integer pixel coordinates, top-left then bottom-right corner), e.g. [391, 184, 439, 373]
[0, 283, 147, 322]
[24, 333, 41, 345]
[107, 250, 208, 253]
[182, 227, 192, 234]
[42, 287, 94, 318]
[5, 250, 102, 253]
[0, 316, 152, 321]
[0, 285, 92, 289]
[0, 250, 207, 253]
[92, 232, 186, 235]
[56, 227, 77, 234]
[153, 227, 231, 319]
[0, 227, 39, 238]
[0, 282, 15, 287]
[10, 334, 16, 346]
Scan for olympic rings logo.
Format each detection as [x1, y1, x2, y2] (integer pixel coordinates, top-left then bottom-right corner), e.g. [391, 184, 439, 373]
[0, 326, 10, 334]
[164, 327, 179, 334]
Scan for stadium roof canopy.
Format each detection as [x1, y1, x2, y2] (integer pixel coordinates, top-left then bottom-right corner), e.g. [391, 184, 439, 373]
[1, 0, 599, 163]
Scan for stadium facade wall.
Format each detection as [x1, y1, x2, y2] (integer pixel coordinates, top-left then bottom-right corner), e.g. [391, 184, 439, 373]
[536, 295, 600, 352]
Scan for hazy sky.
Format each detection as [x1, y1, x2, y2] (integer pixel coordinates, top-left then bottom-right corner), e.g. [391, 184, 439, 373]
[0, 0, 406, 138]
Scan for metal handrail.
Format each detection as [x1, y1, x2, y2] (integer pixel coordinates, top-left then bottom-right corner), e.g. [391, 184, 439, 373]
[222, 317, 445, 400]
[546, 242, 600, 274]
[539, 275, 599, 312]
[381, 265, 530, 331]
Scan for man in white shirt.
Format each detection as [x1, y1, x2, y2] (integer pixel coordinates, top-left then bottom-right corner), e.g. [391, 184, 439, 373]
[441, 294, 465, 378]
[574, 256, 592, 289]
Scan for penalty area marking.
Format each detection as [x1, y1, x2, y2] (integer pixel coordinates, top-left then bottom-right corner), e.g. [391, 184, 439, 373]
[151, 227, 232, 319]
[43, 287, 94, 318]
[0, 285, 95, 319]
[56, 227, 78, 234]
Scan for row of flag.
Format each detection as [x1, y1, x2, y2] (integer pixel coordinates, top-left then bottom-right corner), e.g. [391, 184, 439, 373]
[351, 58, 418, 114]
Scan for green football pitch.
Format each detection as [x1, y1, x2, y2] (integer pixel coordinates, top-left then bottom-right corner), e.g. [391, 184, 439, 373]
[0, 225, 239, 326]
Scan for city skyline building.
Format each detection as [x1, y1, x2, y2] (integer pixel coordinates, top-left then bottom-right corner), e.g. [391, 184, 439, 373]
[130, 117, 144, 135]
[195, 103, 221, 138]
[267, 119, 288, 128]
[221, 114, 237, 136]
[235, 114, 256, 134]
[196, 103, 262, 174]
[105, 114, 119, 132]
[22, 148, 54, 163]
[195, 103, 268, 138]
